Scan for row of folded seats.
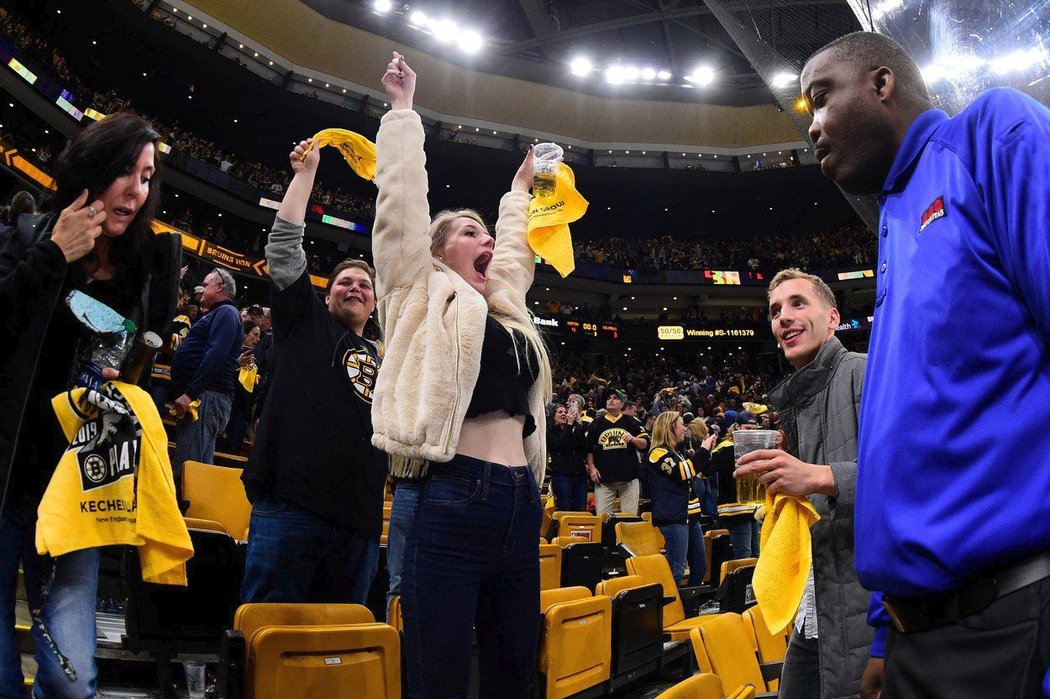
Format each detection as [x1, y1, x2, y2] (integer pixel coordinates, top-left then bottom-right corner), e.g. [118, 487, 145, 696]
[121, 465, 777, 697]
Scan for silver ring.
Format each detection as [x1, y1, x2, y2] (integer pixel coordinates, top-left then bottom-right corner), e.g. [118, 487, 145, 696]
[87, 206, 98, 217]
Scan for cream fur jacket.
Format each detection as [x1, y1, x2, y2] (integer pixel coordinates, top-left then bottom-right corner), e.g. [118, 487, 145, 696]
[371, 109, 547, 485]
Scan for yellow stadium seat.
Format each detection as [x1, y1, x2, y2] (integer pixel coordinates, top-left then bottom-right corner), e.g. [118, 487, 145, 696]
[690, 613, 781, 697]
[615, 520, 665, 556]
[540, 586, 591, 612]
[537, 589, 612, 699]
[742, 605, 786, 664]
[183, 460, 252, 541]
[183, 516, 229, 536]
[720, 557, 758, 584]
[539, 543, 563, 591]
[596, 575, 667, 691]
[234, 603, 376, 640]
[594, 574, 645, 598]
[556, 514, 602, 543]
[655, 672, 757, 699]
[222, 604, 398, 699]
[705, 529, 731, 583]
[387, 596, 403, 634]
[625, 554, 718, 642]
[250, 623, 400, 699]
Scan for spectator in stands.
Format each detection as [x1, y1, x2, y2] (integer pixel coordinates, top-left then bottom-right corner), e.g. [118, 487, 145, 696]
[802, 31, 1050, 698]
[0, 113, 177, 699]
[647, 411, 714, 585]
[735, 269, 870, 699]
[586, 387, 649, 516]
[710, 420, 762, 558]
[547, 403, 589, 512]
[218, 320, 260, 455]
[169, 267, 242, 482]
[241, 139, 385, 605]
[372, 52, 553, 698]
[0, 190, 35, 226]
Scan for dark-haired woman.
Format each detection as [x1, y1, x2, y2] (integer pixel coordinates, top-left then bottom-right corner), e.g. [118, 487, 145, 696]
[0, 113, 179, 698]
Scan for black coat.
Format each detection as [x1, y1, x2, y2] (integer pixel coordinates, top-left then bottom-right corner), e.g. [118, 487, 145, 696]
[0, 213, 181, 511]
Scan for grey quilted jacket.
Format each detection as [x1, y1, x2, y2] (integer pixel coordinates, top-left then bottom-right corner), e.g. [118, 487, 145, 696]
[768, 336, 872, 699]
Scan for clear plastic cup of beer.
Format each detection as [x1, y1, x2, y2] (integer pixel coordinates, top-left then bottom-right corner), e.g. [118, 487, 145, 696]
[532, 142, 563, 198]
[733, 429, 778, 503]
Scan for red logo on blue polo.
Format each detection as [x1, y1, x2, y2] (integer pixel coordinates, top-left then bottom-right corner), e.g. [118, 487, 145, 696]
[920, 197, 946, 232]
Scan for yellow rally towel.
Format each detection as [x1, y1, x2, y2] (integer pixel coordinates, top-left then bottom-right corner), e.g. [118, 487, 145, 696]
[37, 383, 193, 585]
[304, 128, 377, 181]
[238, 365, 258, 393]
[527, 163, 588, 277]
[169, 398, 201, 421]
[752, 491, 819, 634]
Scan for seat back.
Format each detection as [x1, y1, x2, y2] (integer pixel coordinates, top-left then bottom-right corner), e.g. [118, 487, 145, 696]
[248, 623, 400, 699]
[743, 605, 786, 663]
[559, 542, 604, 592]
[595, 575, 644, 598]
[124, 527, 241, 654]
[183, 460, 252, 541]
[654, 672, 726, 699]
[540, 586, 591, 613]
[717, 563, 758, 614]
[693, 613, 768, 692]
[601, 516, 642, 550]
[608, 582, 664, 677]
[183, 517, 229, 535]
[557, 514, 602, 543]
[625, 553, 685, 627]
[539, 543, 563, 591]
[720, 557, 758, 584]
[386, 596, 403, 633]
[615, 521, 664, 557]
[538, 594, 612, 699]
[704, 529, 731, 584]
[234, 603, 375, 644]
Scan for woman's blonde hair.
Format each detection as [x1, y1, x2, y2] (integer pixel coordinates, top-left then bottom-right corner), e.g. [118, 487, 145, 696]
[428, 209, 554, 411]
[687, 419, 708, 441]
[650, 411, 682, 453]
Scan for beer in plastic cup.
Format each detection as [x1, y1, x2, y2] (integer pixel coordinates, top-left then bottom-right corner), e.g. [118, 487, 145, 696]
[533, 142, 563, 198]
[733, 429, 777, 504]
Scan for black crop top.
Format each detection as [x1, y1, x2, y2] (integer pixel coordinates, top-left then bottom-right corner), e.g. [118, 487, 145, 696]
[464, 316, 538, 437]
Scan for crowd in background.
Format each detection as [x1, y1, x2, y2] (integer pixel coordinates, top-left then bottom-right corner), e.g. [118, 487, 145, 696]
[576, 225, 875, 272]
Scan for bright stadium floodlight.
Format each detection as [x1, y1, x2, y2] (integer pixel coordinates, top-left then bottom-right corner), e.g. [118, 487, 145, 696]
[409, 10, 427, 27]
[433, 18, 458, 42]
[771, 71, 798, 88]
[656, 69, 672, 80]
[373, 0, 393, 12]
[569, 56, 593, 77]
[623, 66, 640, 81]
[605, 65, 626, 85]
[460, 29, 484, 54]
[640, 67, 657, 81]
[690, 65, 716, 87]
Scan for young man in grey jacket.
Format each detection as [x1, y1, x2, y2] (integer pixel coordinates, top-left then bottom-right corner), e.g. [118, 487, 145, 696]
[736, 268, 874, 699]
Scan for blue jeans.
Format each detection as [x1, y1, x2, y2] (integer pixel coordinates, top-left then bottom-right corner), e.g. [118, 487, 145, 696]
[550, 473, 588, 512]
[659, 522, 708, 587]
[725, 516, 761, 559]
[386, 479, 421, 612]
[172, 389, 232, 486]
[241, 497, 380, 604]
[0, 497, 99, 699]
[401, 455, 541, 699]
[779, 630, 821, 699]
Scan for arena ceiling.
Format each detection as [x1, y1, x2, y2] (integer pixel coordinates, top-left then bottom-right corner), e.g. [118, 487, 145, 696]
[303, 0, 864, 107]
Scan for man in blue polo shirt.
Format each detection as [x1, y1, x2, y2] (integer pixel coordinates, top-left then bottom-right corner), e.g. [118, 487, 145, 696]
[802, 31, 1050, 698]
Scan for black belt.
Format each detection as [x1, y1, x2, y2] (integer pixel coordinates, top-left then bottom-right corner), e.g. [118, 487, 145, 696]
[883, 550, 1050, 634]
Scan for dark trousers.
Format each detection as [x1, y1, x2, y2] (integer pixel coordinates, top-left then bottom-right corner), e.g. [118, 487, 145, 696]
[401, 455, 541, 699]
[550, 473, 588, 512]
[884, 577, 1050, 699]
[240, 497, 380, 604]
[778, 630, 821, 699]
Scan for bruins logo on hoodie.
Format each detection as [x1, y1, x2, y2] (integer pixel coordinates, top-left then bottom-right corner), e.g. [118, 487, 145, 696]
[70, 411, 140, 493]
